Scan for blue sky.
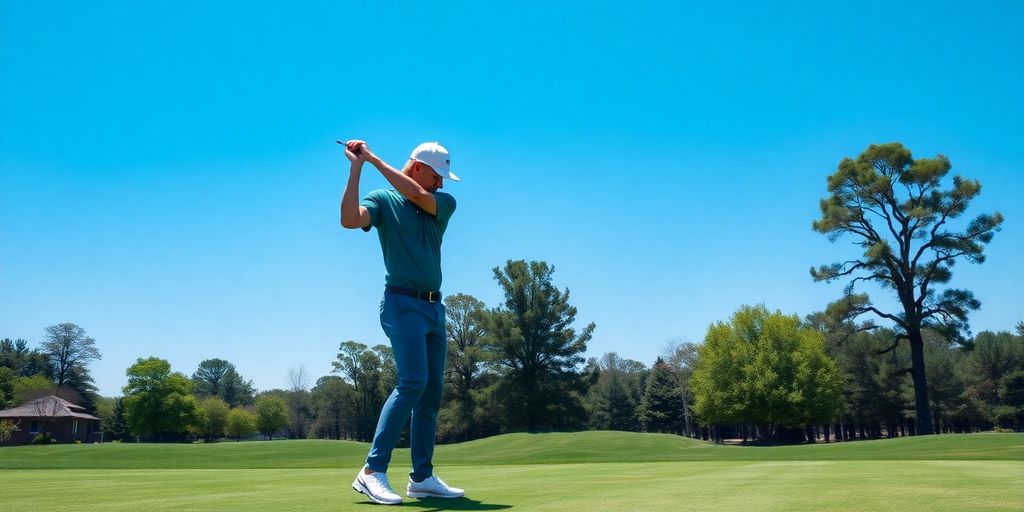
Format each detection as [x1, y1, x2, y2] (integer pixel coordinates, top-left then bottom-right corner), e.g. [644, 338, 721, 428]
[2, 1, 1021, 397]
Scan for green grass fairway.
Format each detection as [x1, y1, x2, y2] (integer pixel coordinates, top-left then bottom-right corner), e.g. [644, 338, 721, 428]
[2, 433, 1022, 511]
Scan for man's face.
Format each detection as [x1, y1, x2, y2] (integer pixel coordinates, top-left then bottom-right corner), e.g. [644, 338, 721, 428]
[414, 163, 444, 192]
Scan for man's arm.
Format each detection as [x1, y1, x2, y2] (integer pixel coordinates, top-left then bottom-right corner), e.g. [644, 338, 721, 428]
[353, 142, 438, 216]
[340, 149, 372, 229]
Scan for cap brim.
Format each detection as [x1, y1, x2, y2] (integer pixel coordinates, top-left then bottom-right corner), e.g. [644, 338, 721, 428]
[415, 158, 459, 181]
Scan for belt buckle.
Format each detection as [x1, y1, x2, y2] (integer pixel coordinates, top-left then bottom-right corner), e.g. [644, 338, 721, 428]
[426, 291, 438, 303]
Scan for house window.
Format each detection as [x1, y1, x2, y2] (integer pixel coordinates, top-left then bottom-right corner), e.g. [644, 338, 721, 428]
[29, 421, 39, 434]
[73, 420, 79, 434]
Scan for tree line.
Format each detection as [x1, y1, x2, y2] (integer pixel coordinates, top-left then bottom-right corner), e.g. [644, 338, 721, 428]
[2, 142, 1018, 445]
[4, 274, 1019, 445]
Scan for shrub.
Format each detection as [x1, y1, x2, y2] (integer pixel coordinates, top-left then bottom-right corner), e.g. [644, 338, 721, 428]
[0, 419, 19, 446]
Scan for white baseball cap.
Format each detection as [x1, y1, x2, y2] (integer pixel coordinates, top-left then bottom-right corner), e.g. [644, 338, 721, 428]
[410, 142, 460, 181]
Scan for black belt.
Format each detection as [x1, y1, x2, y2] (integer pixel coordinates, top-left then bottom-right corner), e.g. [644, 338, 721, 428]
[385, 286, 442, 303]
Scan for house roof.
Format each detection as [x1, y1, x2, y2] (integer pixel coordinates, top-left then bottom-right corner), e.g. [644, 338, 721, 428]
[0, 395, 99, 420]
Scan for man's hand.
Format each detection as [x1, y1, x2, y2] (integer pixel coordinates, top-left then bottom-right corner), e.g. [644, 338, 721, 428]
[344, 140, 365, 164]
[345, 140, 372, 164]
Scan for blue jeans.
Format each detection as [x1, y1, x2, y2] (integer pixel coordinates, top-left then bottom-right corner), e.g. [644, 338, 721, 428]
[364, 292, 446, 481]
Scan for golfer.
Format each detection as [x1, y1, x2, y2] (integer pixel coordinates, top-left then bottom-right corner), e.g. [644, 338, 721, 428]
[339, 139, 465, 505]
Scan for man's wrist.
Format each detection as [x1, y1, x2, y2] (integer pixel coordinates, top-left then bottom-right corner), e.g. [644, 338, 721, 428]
[363, 152, 382, 167]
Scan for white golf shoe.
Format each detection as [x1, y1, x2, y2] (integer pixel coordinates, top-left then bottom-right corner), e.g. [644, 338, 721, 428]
[352, 471, 403, 505]
[406, 475, 465, 499]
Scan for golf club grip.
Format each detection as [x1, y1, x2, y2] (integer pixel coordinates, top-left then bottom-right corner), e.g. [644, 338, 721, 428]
[336, 140, 362, 155]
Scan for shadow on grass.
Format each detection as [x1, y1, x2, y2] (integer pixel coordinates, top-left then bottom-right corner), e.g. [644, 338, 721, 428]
[354, 497, 511, 510]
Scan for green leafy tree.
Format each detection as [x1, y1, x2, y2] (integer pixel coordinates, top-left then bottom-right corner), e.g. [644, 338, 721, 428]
[639, 358, 684, 433]
[94, 396, 115, 431]
[192, 359, 255, 407]
[198, 396, 230, 441]
[484, 260, 594, 432]
[225, 407, 257, 440]
[254, 394, 289, 440]
[12, 374, 57, 405]
[310, 375, 357, 440]
[332, 341, 386, 441]
[811, 143, 1004, 435]
[440, 293, 489, 441]
[122, 357, 201, 440]
[220, 369, 256, 407]
[372, 345, 396, 399]
[691, 305, 842, 442]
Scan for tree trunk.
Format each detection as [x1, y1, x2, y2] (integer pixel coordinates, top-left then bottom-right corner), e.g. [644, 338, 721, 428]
[681, 392, 691, 438]
[908, 327, 934, 435]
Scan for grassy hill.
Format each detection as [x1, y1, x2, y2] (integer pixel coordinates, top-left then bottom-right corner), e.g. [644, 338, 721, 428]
[1, 431, 1021, 469]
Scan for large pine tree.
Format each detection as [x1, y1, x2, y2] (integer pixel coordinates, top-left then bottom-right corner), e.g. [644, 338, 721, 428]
[485, 260, 595, 432]
[812, 143, 1003, 434]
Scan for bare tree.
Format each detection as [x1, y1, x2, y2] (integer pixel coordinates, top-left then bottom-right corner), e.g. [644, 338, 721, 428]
[287, 365, 311, 393]
[663, 338, 700, 437]
[41, 323, 101, 387]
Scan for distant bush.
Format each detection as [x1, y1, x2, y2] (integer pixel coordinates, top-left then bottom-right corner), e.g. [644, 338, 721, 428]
[31, 434, 55, 445]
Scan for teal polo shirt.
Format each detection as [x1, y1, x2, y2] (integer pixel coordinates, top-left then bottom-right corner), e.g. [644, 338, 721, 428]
[361, 189, 456, 292]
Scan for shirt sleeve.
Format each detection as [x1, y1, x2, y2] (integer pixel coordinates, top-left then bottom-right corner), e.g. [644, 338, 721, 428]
[434, 191, 454, 223]
[434, 192, 457, 230]
[360, 190, 385, 232]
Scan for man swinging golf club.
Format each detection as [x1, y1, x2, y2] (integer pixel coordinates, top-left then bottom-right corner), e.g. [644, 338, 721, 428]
[339, 139, 465, 505]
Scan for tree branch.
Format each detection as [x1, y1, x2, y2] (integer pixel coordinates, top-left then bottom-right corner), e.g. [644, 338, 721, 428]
[910, 203, 957, 269]
[876, 335, 907, 355]
[849, 273, 894, 288]
[859, 306, 908, 329]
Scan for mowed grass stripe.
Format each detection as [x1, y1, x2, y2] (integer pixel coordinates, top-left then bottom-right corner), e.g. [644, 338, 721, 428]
[442, 431, 1024, 464]
[3, 462, 1023, 512]
[1, 432, 1022, 469]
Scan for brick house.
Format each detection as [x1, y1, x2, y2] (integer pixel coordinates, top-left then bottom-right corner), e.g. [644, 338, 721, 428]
[0, 395, 100, 446]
